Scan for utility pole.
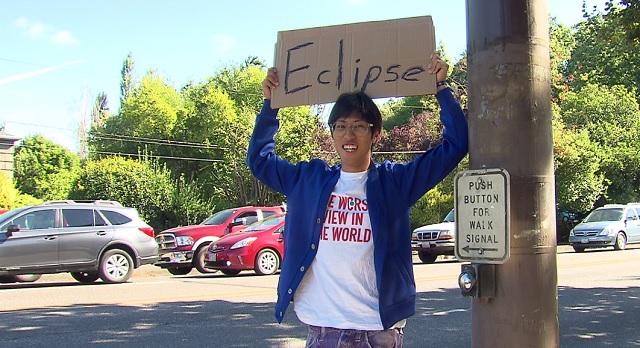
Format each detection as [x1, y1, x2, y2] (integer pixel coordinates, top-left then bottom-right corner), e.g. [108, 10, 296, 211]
[466, 0, 559, 346]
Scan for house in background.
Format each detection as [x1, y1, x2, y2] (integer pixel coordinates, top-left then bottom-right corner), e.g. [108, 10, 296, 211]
[0, 127, 21, 178]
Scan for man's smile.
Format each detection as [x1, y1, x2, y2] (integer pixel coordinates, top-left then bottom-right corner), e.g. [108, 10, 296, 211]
[343, 144, 358, 152]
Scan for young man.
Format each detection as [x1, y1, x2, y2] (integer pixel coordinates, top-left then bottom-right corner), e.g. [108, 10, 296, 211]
[247, 53, 468, 347]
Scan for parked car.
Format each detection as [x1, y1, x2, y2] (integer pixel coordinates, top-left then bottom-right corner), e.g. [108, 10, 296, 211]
[560, 210, 582, 222]
[204, 213, 285, 276]
[569, 203, 640, 252]
[411, 208, 456, 263]
[0, 200, 158, 284]
[154, 205, 285, 275]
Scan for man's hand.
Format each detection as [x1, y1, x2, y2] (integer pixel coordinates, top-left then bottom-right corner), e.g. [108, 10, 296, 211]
[428, 52, 449, 92]
[262, 67, 280, 100]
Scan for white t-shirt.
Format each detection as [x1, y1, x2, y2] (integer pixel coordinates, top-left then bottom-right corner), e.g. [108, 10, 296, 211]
[294, 170, 383, 330]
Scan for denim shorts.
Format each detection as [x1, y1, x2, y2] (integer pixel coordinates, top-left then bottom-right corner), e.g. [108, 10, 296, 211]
[305, 325, 403, 348]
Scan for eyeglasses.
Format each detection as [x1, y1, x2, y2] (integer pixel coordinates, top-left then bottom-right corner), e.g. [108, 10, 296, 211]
[330, 123, 374, 137]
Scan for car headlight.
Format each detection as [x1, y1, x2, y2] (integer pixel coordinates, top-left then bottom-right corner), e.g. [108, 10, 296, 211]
[598, 226, 616, 236]
[569, 229, 575, 236]
[176, 236, 195, 246]
[438, 230, 454, 240]
[231, 237, 257, 250]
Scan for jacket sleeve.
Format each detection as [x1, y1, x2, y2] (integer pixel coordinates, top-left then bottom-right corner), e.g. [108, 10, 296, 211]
[246, 99, 299, 196]
[391, 87, 469, 205]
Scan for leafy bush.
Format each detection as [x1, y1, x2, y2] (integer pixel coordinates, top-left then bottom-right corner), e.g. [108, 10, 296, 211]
[70, 156, 176, 231]
[168, 176, 216, 227]
[0, 172, 41, 209]
[410, 185, 454, 231]
[13, 135, 80, 200]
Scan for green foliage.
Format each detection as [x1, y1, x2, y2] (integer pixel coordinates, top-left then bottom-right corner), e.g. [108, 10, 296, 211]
[13, 135, 80, 200]
[410, 185, 454, 231]
[552, 105, 605, 212]
[168, 176, 217, 227]
[13, 194, 42, 208]
[0, 172, 42, 209]
[176, 80, 249, 208]
[568, 10, 640, 99]
[211, 62, 265, 116]
[69, 156, 176, 231]
[549, 17, 576, 100]
[380, 96, 439, 131]
[0, 172, 18, 209]
[120, 52, 135, 104]
[605, 0, 640, 42]
[121, 73, 183, 138]
[559, 83, 640, 205]
[561, 84, 640, 148]
[91, 72, 184, 159]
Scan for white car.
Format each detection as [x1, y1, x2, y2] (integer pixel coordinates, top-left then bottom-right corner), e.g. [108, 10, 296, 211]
[411, 209, 456, 263]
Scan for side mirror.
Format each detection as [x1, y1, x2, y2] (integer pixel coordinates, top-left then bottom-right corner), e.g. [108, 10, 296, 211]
[5, 224, 20, 237]
[230, 217, 245, 227]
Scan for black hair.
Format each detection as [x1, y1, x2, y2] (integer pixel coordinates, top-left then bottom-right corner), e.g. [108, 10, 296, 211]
[327, 91, 382, 136]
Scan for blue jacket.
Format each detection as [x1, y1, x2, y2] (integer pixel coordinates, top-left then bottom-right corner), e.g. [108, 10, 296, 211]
[246, 87, 468, 330]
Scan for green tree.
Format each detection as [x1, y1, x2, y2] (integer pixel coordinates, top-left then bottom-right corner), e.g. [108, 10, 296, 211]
[91, 72, 184, 160]
[170, 176, 216, 226]
[0, 172, 19, 209]
[605, 0, 640, 42]
[70, 156, 176, 231]
[91, 92, 110, 130]
[568, 9, 640, 99]
[173, 80, 242, 208]
[13, 135, 80, 200]
[0, 172, 41, 209]
[211, 62, 266, 116]
[549, 17, 576, 100]
[120, 52, 135, 104]
[560, 83, 640, 204]
[552, 105, 605, 213]
[410, 185, 453, 231]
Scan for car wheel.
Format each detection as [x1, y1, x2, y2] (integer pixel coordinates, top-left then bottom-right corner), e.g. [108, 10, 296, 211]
[221, 269, 241, 276]
[167, 267, 192, 275]
[573, 246, 586, 253]
[194, 246, 218, 274]
[418, 250, 438, 264]
[71, 271, 100, 283]
[613, 232, 627, 250]
[254, 249, 280, 275]
[99, 249, 134, 283]
[13, 274, 42, 283]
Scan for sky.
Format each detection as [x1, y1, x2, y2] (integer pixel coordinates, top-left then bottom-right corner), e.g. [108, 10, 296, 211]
[0, 0, 605, 151]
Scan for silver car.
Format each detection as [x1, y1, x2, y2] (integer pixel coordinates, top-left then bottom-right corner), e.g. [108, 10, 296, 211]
[0, 200, 158, 284]
[569, 203, 640, 252]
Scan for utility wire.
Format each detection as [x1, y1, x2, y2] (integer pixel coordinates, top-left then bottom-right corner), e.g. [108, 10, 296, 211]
[91, 150, 224, 162]
[15, 143, 225, 163]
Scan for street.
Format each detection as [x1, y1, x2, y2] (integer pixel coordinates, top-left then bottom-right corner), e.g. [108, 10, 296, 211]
[1, 245, 639, 347]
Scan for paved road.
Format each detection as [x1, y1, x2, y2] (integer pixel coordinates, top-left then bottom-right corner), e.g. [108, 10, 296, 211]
[1, 245, 639, 347]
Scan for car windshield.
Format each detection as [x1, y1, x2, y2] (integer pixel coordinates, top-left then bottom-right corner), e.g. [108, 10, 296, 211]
[443, 209, 455, 223]
[244, 215, 284, 232]
[583, 208, 623, 223]
[201, 209, 236, 225]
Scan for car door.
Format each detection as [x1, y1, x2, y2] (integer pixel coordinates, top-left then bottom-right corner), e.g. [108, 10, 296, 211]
[228, 211, 259, 234]
[626, 208, 640, 243]
[58, 208, 114, 266]
[0, 208, 59, 269]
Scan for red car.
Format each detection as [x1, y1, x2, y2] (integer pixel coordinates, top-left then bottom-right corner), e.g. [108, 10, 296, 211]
[204, 214, 285, 276]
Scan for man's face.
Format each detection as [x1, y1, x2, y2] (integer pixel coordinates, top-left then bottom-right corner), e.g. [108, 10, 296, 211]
[332, 112, 379, 173]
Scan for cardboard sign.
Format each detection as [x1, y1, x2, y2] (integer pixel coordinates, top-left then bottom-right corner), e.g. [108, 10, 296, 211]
[272, 16, 436, 108]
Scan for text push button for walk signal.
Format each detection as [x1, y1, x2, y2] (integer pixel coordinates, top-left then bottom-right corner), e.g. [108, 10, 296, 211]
[454, 168, 510, 264]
